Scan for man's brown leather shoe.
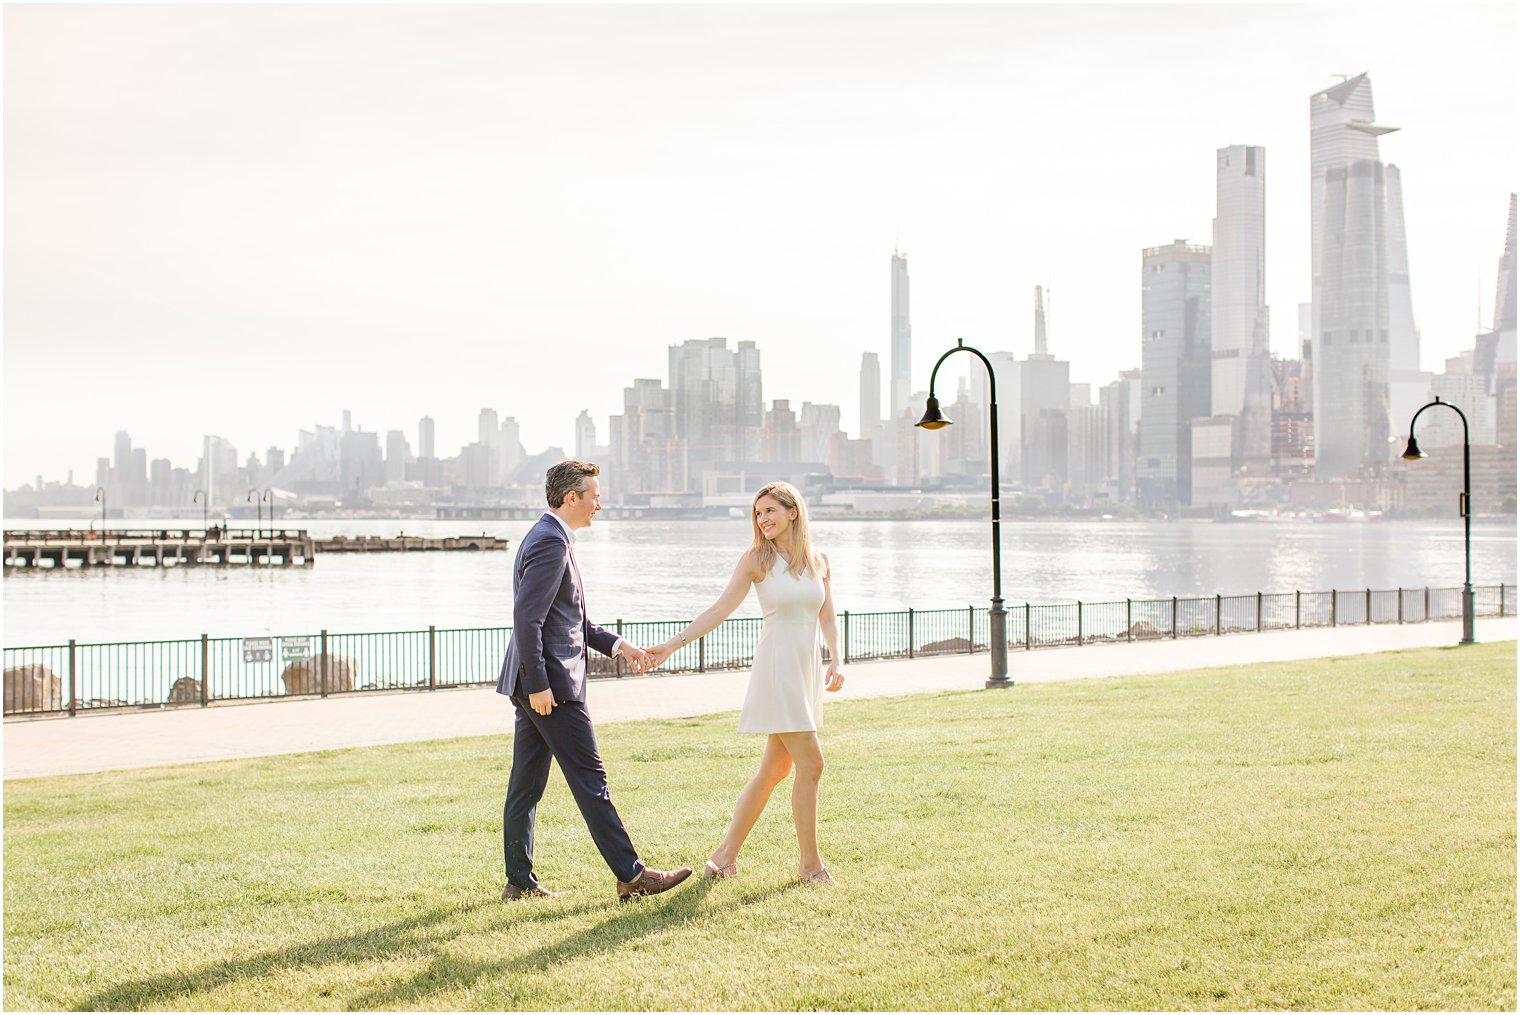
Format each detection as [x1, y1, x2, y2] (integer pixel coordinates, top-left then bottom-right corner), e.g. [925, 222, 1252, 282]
[501, 883, 561, 901]
[616, 865, 693, 902]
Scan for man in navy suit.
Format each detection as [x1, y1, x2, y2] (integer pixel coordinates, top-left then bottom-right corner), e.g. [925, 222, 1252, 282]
[497, 459, 692, 901]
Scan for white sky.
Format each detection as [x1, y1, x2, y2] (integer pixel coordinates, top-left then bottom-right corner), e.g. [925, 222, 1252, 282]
[5, 3, 1517, 488]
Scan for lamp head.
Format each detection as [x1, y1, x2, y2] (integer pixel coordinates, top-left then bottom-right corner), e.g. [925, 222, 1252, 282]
[916, 395, 952, 430]
[1401, 435, 1426, 461]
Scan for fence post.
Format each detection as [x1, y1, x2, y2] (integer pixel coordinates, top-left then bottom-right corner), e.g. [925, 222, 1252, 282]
[1215, 593, 1222, 636]
[1171, 596, 1178, 639]
[907, 608, 915, 660]
[1331, 592, 1337, 628]
[428, 625, 437, 690]
[1025, 603, 1032, 651]
[1076, 601, 1083, 646]
[1398, 589, 1404, 624]
[1424, 586, 1430, 622]
[843, 611, 850, 663]
[1365, 588, 1371, 625]
[68, 639, 77, 717]
[698, 635, 706, 673]
[200, 634, 209, 707]
[1503, 584, 1508, 617]
[615, 619, 624, 677]
[320, 629, 329, 697]
[967, 605, 974, 654]
[1295, 590, 1301, 629]
[1126, 598, 1133, 642]
[1256, 592, 1263, 632]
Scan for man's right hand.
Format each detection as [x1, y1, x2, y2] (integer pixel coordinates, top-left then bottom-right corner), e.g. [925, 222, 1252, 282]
[528, 688, 556, 716]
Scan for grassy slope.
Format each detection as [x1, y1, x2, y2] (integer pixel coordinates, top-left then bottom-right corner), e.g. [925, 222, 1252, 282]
[4, 643, 1515, 1011]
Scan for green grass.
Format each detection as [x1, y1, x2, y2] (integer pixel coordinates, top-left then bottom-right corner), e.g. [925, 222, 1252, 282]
[4, 643, 1515, 1011]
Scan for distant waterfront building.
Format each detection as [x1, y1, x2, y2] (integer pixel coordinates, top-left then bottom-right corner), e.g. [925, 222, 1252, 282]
[890, 249, 912, 419]
[1211, 144, 1273, 478]
[1309, 73, 1417, 478]
[477, 408, 499, 451]
[418, 416, 435, 460]
[764, 400, 801, 462]
[668, 337, 764, 469]
[339, 428, 383, 495]
[1137, 241, 1212, 508]
[575, 410, 597, 460]
[1100, 369, 1141, 503]
[971, 350, 1020, 486]
[384, 430, 411, 484]
[798, 402, 842, 464]
[199, 434, 239, 506]
[859, 351, 881, 439]
[608, 377, 686, 497]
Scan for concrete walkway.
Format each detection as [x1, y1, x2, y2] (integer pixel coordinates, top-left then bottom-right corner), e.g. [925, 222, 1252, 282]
[4, 618, 1513, 780]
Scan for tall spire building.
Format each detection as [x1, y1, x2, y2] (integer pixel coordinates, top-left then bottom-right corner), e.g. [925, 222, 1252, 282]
[890, 249, 912, 419]
[1497, 194, 1517, 335]
[1211, 145, 1273, 474]
[1309, 73, 1418, 479]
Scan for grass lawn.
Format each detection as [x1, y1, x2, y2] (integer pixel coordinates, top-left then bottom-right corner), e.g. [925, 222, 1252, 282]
[4, 643, 1515, 1011]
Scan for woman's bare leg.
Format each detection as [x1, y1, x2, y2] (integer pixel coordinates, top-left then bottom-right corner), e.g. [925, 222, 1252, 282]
[777, 731, 826, 877]
[710, 735, 793, 867]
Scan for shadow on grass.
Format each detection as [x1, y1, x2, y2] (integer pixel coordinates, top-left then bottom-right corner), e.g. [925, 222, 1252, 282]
[347, 878, 801, 1009]
[75, 880, 794, 1011]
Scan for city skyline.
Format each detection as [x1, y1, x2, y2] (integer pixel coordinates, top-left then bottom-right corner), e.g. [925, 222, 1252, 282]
[6, 4, 1517, 488]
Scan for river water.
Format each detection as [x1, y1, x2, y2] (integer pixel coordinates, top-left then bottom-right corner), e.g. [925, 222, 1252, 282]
[4, 516, 1514, 647]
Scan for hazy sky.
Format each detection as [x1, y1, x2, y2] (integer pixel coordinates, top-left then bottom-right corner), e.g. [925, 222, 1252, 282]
[5, 3, 1517, 489]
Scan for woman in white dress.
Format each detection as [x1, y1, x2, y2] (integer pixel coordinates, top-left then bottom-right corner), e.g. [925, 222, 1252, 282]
[650, 482, 844, 885]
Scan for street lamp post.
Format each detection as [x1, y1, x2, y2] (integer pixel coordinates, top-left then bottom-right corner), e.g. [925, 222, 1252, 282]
[916, 338, 1009, 688]
[1402, 395, 1475, 645]
[261, 489, 274, 535]
[247, 488, 262, 537]
[193, 490, 208, 533]
[94, 487, 107, 544]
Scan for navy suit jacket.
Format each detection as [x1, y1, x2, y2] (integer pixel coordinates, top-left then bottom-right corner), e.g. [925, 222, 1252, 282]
[497, 514, 619, 703]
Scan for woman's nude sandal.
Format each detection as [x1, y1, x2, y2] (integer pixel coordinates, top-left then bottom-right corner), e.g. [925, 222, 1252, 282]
[799, 868, 835, 886]
[703, 859, 738, 880]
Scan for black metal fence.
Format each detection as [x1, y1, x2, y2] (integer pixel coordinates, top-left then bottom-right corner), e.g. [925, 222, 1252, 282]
[4, 584, 1514, 718]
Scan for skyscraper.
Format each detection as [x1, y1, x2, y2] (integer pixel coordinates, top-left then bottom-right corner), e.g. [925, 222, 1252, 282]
[1211, 144, 1273, 474]
[477, 408, 499, 450]
[890, 249, 912, 419]
[575, 410, 597, 460]
[1496, 194, 1517, 335]
[668, 337, 764, 464]
[1309, 73, 1416, 478]
[418, 416, 435, 460]
[1033, 286, 1049, 356]
[1137, 241, 1212, 508]
[1211, 146, 1267, 417]
[1021, 288, 1069, 492]
[859, 352, 881, 439]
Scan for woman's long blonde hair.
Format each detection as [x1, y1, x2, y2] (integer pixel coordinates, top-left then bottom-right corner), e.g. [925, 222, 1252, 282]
[748, 481, 826, 580]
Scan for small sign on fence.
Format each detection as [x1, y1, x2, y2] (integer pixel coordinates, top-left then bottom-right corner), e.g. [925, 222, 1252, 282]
[280, 636, 311, 661]
[242, 636, 274, 663]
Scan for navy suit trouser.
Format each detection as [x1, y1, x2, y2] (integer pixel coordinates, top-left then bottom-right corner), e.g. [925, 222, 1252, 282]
[503, 694, 645, 888]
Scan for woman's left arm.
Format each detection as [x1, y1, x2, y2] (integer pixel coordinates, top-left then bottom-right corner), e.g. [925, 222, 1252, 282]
[819, 554, 845, 691]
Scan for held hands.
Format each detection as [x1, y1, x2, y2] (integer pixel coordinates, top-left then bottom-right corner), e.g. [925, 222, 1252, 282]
[825, 662, 845, 692]
[617, 642, 655, 673]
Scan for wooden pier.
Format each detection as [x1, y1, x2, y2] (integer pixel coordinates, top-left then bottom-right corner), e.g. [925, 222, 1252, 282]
[312, 534, 510, 553]
[4, 528, 315, 569]
[3, 529, 510, 570]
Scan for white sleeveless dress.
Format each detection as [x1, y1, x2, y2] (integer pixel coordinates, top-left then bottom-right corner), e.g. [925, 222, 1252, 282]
[737, 556, 826, 734]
